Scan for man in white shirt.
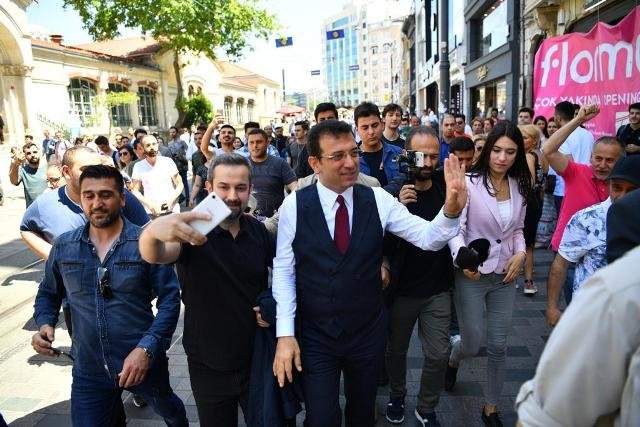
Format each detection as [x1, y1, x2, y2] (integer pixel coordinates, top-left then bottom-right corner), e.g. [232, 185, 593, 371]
[131, 135, 184, 217]
[516, 245, 640, 427]
[271, 120, 468, 426]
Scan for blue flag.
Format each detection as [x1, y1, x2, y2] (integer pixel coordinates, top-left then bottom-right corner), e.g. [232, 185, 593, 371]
[326, 29, 345, 40]
[275, 36, 293, 47]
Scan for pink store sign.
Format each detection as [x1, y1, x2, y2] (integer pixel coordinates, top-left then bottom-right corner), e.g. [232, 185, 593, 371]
[533, 7, 640, 137]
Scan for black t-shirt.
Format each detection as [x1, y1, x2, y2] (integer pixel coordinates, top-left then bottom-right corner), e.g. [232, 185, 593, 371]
[617, 124, 640, 155]
[381, 133, 405, 149]
[362, 148, 388, 186]
[177, 215, 275, 371]
[393, 184, 454, 298]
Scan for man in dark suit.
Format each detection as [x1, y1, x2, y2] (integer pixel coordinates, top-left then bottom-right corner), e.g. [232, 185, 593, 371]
[272, 120, 468, 426]
[607, 188, 640, 263]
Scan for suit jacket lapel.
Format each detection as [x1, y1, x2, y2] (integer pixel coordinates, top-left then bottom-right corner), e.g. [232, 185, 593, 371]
[476, 177, 503, 228]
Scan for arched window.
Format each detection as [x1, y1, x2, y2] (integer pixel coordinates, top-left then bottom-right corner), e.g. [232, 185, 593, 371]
[138, 86, 158, 126]
[224, 97, 233, 123]
[236, 98, 244, 124]
[68, 78, 97, 126]
[107, 83, 132, 127]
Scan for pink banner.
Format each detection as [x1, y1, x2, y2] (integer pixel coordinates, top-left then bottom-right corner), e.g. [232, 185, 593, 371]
[533, 7, 640, 137]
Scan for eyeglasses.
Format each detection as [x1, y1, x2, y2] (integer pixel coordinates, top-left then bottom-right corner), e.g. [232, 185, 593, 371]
[318, 148, 361, 162]
[119, 151, 130, 156]
[46, 177, 61, 184]
[455, 121, 464, 125]
[97, 267, 113, 300]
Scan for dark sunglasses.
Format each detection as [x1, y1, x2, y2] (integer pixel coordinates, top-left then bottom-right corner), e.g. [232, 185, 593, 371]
[97, 267, 113, 300]
[119, 151, 130, 156]
[455, 121, 464, 125]
[46, 177, 61, 184]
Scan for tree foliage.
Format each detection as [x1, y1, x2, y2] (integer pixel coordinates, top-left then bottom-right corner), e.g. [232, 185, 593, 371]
[63, 0, 277, 126]
[63, 0, 276, 58]
[179, 93, 214, 127]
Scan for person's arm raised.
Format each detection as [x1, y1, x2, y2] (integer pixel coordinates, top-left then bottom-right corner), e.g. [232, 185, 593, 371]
[542, 104, 600, 175]
[138, 211, 211, 264]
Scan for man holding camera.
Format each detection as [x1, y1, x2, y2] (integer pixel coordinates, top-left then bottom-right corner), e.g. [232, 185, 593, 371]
[384, 126, 454, 426]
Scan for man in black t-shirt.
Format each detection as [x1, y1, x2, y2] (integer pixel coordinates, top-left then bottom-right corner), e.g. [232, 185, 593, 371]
[248, 129, 298, 217]
[139, 153, 275, 426]
[616, 102, 640, 155]
[383, 126, 453, 426]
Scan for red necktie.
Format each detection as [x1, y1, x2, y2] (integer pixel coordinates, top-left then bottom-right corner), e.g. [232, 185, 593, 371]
[334, 195, 350, 254]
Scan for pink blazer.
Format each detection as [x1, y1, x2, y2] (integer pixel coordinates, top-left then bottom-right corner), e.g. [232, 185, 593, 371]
[449, 175, 526, 274]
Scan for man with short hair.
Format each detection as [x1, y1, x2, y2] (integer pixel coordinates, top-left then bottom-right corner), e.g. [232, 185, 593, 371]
[546, 155, 640, 326]
[53, 130, 72, 163]
[42, 129, 56, 162]
[382, 103, 406, 148]
[448, 136, 475, 171]
[294, 103, 340, 178]
[616, 102, 640, 155]
[236, 121, 280, 158]
[271, 119, 467, 426]
[95, 135, 119, 165]
[168, 126, 190, 204]
[439, 114, 456, 165]
[131, 135, 184, 217]
[9, 142, 48, 207]
[410, 115, 421, 127]
[32, 165, 187, 426]
[201, 122, 237, 160]
[287, 120, 309, 174]
[139, 154, 275, 426]
[544, 105, 624, 305]
[274, 125, 288, 157]
[518, 107, 534, 125]
[453, 113, 472, 137]
[384, 126, 454, 426]
[356, 102, 403, 186]
[45, 164, 65, 190]
[248, 129, 298, 217]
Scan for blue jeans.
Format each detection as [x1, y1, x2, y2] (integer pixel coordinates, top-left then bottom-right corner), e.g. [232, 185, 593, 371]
[71, 356, 187, 427]
[450, 271, 516, 406]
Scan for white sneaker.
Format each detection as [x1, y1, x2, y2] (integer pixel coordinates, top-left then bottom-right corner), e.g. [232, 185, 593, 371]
[450, 334, 461, 346]
[524, 280, 538, 295]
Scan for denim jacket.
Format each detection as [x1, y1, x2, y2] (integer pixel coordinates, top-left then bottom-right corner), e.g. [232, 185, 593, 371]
[358, 142, 403, 182]
[34, 218, 181, 377]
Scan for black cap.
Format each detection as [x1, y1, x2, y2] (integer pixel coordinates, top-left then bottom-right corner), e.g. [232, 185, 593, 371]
[607, 156, 640, 187]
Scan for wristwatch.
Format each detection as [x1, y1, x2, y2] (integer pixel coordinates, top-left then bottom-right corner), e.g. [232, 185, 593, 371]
[139, 346, 153, 359]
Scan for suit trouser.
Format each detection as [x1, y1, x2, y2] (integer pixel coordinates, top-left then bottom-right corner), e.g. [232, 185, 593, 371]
[386, 292, 451, 412]
[299, 309, 387, 427]
[449, 271, 515, 406]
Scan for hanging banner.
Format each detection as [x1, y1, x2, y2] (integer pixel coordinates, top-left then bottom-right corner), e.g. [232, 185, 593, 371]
[533, 6, 640, 137]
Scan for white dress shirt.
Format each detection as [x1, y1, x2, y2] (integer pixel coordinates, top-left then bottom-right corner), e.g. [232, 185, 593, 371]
[516, 245, 640, 427]
[272, 181, 461, 337]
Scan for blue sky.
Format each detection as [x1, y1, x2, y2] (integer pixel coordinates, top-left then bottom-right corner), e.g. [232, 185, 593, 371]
[27, 0, 354, 92]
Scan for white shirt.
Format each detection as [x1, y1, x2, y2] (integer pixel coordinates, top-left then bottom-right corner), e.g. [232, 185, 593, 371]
[497, 199, 511, 230]
[516, 245, 640, 427]
[131, 156, 180, 214]
[272, 181, 461, 337]
[553, 126, 594, 197]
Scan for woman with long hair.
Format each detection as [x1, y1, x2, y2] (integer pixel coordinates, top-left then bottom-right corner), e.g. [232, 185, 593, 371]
[471, 117, 484, 136]
[446, 122, 531, 427]
[483, 117, 495, 134]
[533, 115, 549, 140]
[519, 124, 546, 295]
[118, 145, 135, 190]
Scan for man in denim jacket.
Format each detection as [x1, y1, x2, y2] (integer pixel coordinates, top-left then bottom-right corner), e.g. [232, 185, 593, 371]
[32, 165, 187, 427]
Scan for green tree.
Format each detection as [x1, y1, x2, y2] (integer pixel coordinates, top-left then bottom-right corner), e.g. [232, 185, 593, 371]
[179, 93, 213, 127]
[63, 0, 277, 127]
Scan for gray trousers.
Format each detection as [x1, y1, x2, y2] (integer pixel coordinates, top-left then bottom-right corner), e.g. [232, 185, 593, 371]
[449, 271, 516, 406]
[386, 292, 451, 411]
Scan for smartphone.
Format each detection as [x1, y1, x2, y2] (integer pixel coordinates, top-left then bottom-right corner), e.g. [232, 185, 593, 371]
[189, 192, 232, 236]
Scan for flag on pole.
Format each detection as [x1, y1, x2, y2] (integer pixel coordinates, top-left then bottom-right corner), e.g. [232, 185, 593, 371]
[326, 29, 345, 40]
[275, 36, 293, 47]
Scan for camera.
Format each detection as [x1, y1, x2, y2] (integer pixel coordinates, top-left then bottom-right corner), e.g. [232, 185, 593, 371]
[395, 150, 425, 183]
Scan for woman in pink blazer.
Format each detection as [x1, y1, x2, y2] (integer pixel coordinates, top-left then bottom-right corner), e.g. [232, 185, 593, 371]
[445, 122, 532, 427]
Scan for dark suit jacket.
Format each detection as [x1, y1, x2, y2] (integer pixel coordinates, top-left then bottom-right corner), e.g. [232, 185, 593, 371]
[607, 190, 640, 263]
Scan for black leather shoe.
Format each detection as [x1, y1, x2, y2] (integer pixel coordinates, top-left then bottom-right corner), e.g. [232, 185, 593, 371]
[444, 365, 458, 391]
[481, 409, 503, 427]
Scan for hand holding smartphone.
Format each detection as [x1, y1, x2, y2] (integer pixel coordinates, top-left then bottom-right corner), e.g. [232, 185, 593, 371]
[189, 192, 232, 236]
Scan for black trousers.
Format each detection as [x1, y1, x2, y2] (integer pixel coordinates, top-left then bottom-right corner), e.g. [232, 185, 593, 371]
[187, 358, 249, 427]
[299, 309, 387, 427]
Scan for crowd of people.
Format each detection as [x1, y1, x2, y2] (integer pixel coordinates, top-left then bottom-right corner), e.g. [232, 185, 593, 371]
[1, 98, 638, 427]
